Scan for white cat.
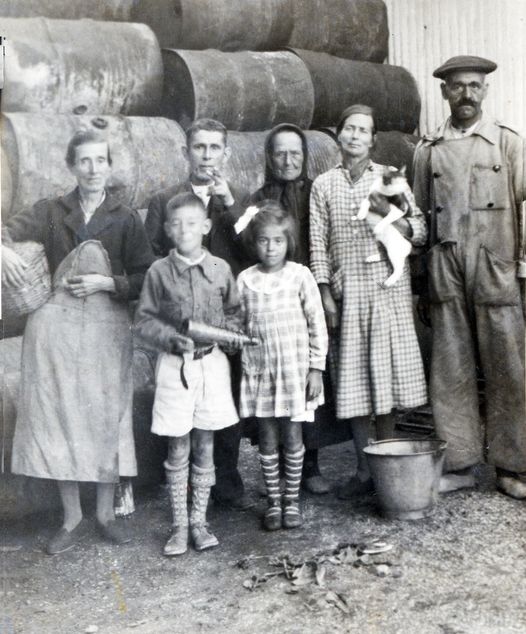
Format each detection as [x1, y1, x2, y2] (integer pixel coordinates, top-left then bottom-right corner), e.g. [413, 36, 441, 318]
[358, 166, 412, 288]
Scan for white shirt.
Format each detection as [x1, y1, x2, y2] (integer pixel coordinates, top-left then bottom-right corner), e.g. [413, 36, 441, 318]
[191, 184, 211, 208]
[443, 117, 482, 140]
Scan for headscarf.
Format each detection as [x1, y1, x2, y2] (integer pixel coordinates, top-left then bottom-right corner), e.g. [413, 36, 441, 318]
[252, 123, 311, 264]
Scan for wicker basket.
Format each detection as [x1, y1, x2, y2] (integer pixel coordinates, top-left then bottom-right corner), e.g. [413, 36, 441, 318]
[2, 241, 51, 317]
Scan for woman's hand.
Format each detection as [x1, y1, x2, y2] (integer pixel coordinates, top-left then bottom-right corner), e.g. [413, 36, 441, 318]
[2, 245, 28, 287]
[306, 369, 323, 401]
[66, 274, 116, 297]
[368, 192, 391, 217]
[319, 284, 339, 331]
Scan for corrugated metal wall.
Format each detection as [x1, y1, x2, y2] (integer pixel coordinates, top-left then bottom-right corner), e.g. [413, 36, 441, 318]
[385, 0, 526, 135]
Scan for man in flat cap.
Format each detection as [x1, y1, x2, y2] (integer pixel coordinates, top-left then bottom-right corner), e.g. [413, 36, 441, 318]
[413, 55, 526, 497]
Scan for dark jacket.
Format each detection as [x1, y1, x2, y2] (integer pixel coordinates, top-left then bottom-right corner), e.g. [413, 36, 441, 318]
[250, 123, 312, 266]
[4, 189, 154, 301]
[144, 180, 251, 276]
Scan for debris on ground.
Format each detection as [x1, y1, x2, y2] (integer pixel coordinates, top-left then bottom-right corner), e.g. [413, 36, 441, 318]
[237, 539, 400, 613]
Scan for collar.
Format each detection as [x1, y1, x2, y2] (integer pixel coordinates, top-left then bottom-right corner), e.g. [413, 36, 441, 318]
[79, 189, 107, 217]
[168, 248, 216, 283]
[61, 188, 122, 237]
[336, 158, 375, 178]
[422, 115, 499, 146]
[173, 249, 207, 266]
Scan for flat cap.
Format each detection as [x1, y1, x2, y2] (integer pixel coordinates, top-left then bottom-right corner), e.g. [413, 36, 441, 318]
[433, 55, 497, 79]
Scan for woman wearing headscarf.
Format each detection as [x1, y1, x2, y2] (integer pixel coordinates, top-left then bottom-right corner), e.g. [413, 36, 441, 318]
[310, 105, 428, 499]
[251, 123, 343, 494]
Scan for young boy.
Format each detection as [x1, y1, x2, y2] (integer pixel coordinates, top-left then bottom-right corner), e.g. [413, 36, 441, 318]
[145, 118, 251, 511]
[135, 192, 242, 556]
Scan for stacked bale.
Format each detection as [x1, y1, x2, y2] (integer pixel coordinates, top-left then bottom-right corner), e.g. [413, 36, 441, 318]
[1, 17, 163, 115]
[290, 49, 420, 133]
[161, 49, 315, 131]
[131, 0, 389, 61]
[0, 0, 134, 20]
[287, 0, 388, 61]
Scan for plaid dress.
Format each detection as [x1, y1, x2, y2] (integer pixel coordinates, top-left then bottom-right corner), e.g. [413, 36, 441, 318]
[238, 262, 328, 420]
[310, 162, 428, 419]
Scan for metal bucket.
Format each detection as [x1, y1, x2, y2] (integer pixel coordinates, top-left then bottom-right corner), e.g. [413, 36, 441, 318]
[1, 17, 163, 115]
[1, 113, 189, 219]
[290, 49, 420, 133]
[364, 439, 447, 520]
[288, 0, 388, 61]
[131, 0, 294, 50]
[162, 49, 314, 131]
[0, 0, 135, 20]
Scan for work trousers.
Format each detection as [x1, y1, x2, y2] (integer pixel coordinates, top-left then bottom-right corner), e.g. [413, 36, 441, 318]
[428, 243, 526, 473]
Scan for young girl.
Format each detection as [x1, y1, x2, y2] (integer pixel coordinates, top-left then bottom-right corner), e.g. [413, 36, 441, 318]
[236, 201, 329, 530]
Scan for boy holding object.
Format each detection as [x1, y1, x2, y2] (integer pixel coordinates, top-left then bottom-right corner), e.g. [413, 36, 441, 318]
[134, 192, 243, 556]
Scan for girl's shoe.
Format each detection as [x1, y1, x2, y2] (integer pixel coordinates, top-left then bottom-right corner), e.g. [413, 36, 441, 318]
[282, 502, 303, 529]
[263, 501, 282, 531]
[163, 525, 189, 556]
[191, 524, 219, 551]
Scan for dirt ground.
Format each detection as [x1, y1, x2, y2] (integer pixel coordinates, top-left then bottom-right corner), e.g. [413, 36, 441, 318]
[2, 438, 526, 634]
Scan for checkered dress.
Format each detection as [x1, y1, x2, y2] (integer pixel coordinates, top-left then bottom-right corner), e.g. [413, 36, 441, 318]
[310, 162, 428, 419]
[238, 262, 328, 420]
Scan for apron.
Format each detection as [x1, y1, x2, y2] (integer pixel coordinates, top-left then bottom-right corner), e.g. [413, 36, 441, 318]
[11, 240, 136, 483]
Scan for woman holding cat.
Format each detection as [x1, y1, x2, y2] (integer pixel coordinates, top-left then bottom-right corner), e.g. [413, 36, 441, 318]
[309, 104, 428, 500]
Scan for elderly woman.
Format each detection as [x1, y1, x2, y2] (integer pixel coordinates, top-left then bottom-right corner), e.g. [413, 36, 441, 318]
[2, 129, 154, 554]
[310, 105, 428, 499]
[251, 123, 345, 495]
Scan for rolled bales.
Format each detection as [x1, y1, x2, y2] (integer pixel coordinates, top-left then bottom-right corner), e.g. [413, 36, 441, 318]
[1, 18, 163, 115]
[288, 0, 388, 61]
[1, 113, 189, 219]
[131, 0, 388, 61]
[131, 0, 294, 50]
[225, 129, 339, 194]
[291, 49, 420, 133]
[162, 49, 314, 132]
[0, 0, 134, 20]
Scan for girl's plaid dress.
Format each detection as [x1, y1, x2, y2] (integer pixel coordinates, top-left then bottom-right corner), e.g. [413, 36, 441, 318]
[310, 161, 428, 419]
[237, 262, 328, 421]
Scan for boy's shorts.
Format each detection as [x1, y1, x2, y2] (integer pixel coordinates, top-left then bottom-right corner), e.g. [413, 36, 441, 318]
[151, 347, 239, 437]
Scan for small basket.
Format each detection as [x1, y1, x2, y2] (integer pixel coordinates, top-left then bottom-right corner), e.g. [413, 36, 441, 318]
[2, 241, 51, 317]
